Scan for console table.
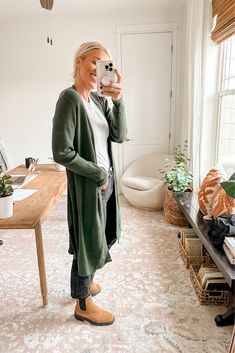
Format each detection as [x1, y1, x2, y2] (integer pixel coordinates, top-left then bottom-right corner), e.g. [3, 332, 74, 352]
[175, 191, 235, 326]
[0, 164, 67, 307]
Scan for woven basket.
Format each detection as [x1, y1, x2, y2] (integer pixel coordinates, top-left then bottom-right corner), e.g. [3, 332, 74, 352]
[189, 264, 229, 306]
[178, 229, 214, 269]
[179, 241, 203, 268]
[163, 189, 189, 227]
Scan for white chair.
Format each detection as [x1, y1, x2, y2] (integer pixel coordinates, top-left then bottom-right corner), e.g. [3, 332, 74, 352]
[120, 154, 172, 210]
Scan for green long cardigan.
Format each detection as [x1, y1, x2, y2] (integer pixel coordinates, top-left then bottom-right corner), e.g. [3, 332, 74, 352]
[52, 86, 127, 276]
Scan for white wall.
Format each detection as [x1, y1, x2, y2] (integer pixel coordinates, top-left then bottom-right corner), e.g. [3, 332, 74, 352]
[175, 4, 187, 145]
[0, 8, 186, 168]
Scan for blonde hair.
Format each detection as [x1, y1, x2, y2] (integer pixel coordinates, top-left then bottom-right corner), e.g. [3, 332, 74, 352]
[73, 41, 111, 79]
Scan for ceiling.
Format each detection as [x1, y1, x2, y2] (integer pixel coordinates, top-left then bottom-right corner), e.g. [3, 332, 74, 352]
[0, 0, 186, 18]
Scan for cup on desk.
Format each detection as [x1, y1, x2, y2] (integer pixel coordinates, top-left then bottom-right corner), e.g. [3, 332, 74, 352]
[25, 157, 36, 168]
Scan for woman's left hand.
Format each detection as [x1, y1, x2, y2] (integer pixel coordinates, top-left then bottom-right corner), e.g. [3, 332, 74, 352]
[99, 181, 109, 190]
[101, 69, 122, 101]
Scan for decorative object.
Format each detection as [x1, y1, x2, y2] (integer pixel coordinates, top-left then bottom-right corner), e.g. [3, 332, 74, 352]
[212, 188, 235, 217]
[0, 167, 13, 219]
[160, 141, 193, 226]
[212, 172, 235, 217]
[198, 166, 227, 219]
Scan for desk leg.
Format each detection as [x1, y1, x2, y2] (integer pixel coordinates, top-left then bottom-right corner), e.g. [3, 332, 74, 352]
[34, 222, 48, 307]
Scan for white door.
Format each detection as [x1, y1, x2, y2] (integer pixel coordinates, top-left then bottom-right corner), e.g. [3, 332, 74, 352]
[118, 29, 174, 173]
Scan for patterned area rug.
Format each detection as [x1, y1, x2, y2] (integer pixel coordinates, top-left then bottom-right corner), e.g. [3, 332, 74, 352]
[0, 195, 233, 353]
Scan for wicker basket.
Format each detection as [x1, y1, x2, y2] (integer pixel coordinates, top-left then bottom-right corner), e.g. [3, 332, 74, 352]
[179, 241, 207, 268]
[164, 189, 189, 227]
[179, 229, 213, 268]
[189, 264, 230, 305]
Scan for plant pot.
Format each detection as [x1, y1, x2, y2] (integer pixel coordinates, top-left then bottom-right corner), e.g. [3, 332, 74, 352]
[0, 194, 13, 219]
[163, 189, 189, 227]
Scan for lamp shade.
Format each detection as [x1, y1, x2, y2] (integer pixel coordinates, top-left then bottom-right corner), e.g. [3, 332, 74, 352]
[40, 0, 54, 10]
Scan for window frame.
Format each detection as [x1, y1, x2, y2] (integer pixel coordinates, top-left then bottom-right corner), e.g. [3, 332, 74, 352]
[215, 35, 235, 175]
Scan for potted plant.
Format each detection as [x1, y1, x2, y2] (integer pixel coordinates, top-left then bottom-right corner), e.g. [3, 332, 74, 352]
[160, 141, 193, 226]
[0, 166, 14, 219]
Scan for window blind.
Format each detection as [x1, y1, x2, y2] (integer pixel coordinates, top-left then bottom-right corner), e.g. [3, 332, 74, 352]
[211, 0, 235, 44]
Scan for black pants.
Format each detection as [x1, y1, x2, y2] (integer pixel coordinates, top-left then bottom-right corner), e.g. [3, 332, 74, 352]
[71, 175, 114, 299]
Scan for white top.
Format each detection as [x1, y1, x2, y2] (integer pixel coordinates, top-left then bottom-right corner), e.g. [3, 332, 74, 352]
[83, 97, 110, 172]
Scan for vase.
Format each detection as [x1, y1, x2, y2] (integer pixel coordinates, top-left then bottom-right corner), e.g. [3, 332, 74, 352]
[163, 189, 189, 227]
[0, 194, 13, 219]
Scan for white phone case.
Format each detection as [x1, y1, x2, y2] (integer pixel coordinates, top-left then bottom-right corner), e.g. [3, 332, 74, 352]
[96, 60, 114, 96]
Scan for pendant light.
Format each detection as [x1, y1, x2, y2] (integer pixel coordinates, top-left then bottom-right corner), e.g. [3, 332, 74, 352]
[40, 0, 54, 45]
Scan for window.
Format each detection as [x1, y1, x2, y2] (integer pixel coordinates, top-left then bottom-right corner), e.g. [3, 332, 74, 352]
[217, 34, 235, 176]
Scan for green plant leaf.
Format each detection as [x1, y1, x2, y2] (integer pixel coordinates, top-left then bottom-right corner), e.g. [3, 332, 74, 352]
[0, 173, 13, 197]
[220, 181, 235, 199]
[160, 142, 193, 191]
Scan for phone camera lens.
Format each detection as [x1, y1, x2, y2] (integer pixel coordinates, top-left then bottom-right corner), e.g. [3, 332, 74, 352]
[109, 63, 113, 67]
[105, 65, 109, 70]
[109, 68, 113, 71]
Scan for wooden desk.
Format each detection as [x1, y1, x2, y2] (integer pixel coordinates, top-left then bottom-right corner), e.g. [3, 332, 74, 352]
[0, 164, 67, 306]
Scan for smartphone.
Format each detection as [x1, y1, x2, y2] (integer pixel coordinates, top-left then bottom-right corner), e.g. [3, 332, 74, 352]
[96, 60, 115, 96]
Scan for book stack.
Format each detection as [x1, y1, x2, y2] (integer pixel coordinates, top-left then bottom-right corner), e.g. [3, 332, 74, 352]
[184, 237, 202, 257]
[179, 229, 204, 268]
[189, 263, 230, 305]
[197, 266, 229, 291]
[223, 237, 235, 265]
[181, 229, 202, 257]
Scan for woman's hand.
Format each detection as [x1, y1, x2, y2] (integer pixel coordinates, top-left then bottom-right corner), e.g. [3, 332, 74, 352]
[101, 69, 122, 101]
[99, 181, 109, 190]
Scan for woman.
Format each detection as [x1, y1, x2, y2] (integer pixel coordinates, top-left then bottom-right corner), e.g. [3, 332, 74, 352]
[52, 42, 127, 326]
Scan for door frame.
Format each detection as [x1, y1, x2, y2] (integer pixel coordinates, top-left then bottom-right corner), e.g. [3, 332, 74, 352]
[116, 23, 177, 175]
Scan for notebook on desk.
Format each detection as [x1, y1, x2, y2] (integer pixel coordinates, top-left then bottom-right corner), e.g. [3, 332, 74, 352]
[11, 159, 39, 189]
